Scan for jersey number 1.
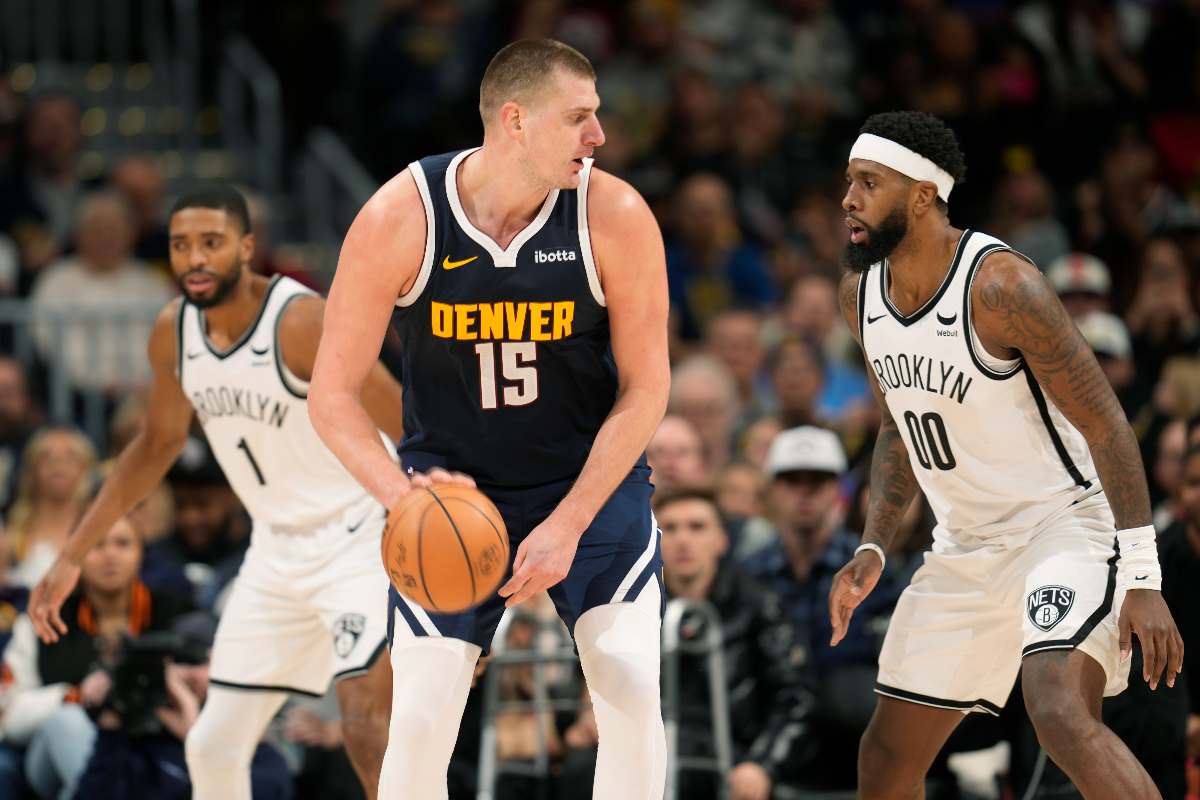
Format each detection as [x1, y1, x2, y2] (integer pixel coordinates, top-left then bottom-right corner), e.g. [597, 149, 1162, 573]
[237, 438, 267, 485]
[904, 411, 956, 471]
[474, 342, 538, 410]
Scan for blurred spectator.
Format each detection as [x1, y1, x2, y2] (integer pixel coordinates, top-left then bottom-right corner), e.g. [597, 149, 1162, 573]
[29, 191, 174, 393]
[770, 338, 825, 429]
[74, 611, 293, 800]
[1125, 238, 1200, 411]
[0, 232, 17, 296]
[149, 437, 248, 610]
[986, 167, 1070, 271]
[720, 85, 791, 244]
[743, 0, 856, 122]
[666, 173, 775, 342]
[3, 427, 97, 588]
[742, 427, 891, 675]
[655, 487, 818, 799]
[713, 463, 776, 562]
[0, 357, 39, 513]
[1153, 418, 1187, 532]
[109, 156, 169, 275]
[705, 309, 774, 425]
[663, 70, 729, 180]
[0, 94, 87, 281]
[1045, 252, 1112, 318]
[595, 0, 678, 166]
[0, 516, 193, 799]
[1159, 443, 1200, 765]
[357, 0, 496, 180]
[1075, 311, 1136, 413]
[647, 415, 710, 489]
[737, 416, 783, 472]
[669, 355, 739, 473]
[781, 275, 872, 420]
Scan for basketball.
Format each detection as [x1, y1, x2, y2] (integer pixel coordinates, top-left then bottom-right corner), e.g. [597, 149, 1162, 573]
[382, 485, 510, 614]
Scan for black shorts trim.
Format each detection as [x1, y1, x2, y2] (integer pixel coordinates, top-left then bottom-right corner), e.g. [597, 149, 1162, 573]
[1022, 535, 1121, 658]
[874, 683, 1002, 716]
[209, 677, 324, 698]
[333, 638, 388, 681]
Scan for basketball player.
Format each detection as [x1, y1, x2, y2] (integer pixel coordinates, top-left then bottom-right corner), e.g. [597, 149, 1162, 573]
[27, 185, 411, 800]
[827, 111, 1184, 799]
[309, 39, 670, 798]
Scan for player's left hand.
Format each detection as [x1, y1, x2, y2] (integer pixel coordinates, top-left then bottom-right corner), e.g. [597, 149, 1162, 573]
[409, 467, 476, 490]
[498, 517, 579, 607]
[1118, 589, 1184, 690]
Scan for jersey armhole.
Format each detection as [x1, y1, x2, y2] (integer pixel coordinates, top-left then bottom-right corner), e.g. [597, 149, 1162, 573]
[174, 300, 187, 380]
[274, 294, 313, 399]
[963, 245, 1023, 380]
[856, 269, 869, 343]
[577, 159, 606, 307]
[396, 162, 437, 308]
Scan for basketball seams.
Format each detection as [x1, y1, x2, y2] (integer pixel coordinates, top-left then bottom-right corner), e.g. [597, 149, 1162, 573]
[416, 500, 440, 612]
[426, 489, 478, 607]
[459, 498, 507, 549]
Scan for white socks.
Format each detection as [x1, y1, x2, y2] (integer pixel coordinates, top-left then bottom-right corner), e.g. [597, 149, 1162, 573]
[377, 634, 482, 800]
[185, 686, 288, 800]
[576, 583, 667, 800]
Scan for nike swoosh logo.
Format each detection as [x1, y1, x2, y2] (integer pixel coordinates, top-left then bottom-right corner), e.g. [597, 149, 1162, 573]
[443, 256, 478, 270]
[867, 313, 886, 324]
[186, 351, 204, 359]
[937, 312, 957, 325]
[251, 345, 269, 356]
[1135, 575, 1149, 581]
[348, 513, 370, 534]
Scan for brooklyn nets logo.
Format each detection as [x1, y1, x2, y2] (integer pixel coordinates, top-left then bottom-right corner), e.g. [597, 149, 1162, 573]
[1027, 586, 1075, 632]
[332, 613, 366, 657]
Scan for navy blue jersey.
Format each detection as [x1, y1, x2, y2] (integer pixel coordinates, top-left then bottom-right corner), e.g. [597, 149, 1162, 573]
[392, 148, 632, 488]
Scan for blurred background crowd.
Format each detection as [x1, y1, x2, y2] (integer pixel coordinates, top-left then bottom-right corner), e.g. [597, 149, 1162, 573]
[0, 0, 1199, 797]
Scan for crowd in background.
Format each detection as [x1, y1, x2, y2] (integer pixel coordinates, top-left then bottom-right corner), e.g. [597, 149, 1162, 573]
[0, 0, 1198, 797]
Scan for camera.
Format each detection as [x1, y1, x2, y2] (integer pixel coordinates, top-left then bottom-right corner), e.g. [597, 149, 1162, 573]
[106, 631, 208, 737]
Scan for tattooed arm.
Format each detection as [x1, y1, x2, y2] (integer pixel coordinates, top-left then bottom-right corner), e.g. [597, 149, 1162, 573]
[970, 252, 1150, 529]
[973, 251, 1184, 688]
[829, 270, 920, 645]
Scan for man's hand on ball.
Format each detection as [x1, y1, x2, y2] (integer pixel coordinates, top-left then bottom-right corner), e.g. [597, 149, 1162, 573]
[499, 517, 579, 607]
[409, 467, 476, 490]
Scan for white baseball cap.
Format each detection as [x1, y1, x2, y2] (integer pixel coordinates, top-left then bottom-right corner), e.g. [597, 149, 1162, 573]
[1045, 253, 1111, 297]
[765, 426, 847, 478]
[1075, 312, 1131, 360]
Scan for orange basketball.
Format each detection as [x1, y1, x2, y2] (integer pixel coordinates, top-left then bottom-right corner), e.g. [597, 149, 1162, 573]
[382, 485, 509, 614]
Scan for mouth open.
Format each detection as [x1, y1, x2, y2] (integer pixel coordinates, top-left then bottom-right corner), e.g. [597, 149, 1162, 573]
[847, 218, 867, 244]
[185, 274, 215, 292]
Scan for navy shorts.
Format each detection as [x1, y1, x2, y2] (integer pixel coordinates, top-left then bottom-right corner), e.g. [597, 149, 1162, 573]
[386, 463, 662, 654]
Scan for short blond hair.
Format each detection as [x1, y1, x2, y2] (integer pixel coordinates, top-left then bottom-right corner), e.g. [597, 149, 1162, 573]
[479, 38, 596, 127]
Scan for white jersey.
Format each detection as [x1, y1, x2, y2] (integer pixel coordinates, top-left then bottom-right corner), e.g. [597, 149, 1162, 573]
[176, 275, 377, 530]
[858, 230, 1102, 542]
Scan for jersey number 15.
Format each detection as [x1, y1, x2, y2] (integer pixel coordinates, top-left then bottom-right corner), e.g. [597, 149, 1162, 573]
[474, 342, 538, 410]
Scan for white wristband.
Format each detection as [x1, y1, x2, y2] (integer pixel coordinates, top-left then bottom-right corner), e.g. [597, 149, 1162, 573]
[855, 543, 886, 571]
[1118, 525, 1161, 591]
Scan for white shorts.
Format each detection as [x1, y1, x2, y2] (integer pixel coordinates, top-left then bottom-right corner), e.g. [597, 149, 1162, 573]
[876, 491, 1131, 715]
[208, 494, 391, 696]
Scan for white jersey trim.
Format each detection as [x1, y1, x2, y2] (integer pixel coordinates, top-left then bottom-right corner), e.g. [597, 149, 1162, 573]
[880, 231, 970, 326]
[963, 243, 1022, 379]
[444, 147, 559, 269]
[396, 161, 437, 308]
[577, 158, 606, 307]
[273, 292, 316, 399]
[196, 274, 283, 359]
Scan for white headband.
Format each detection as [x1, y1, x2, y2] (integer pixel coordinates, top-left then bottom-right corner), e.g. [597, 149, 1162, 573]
[849, 133, 954, 202]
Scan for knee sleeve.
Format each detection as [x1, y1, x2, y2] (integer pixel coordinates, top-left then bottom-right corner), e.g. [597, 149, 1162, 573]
[378, 635, 481, 800]
[186, 687, 287, 800]
[576, 582, 666, 800]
